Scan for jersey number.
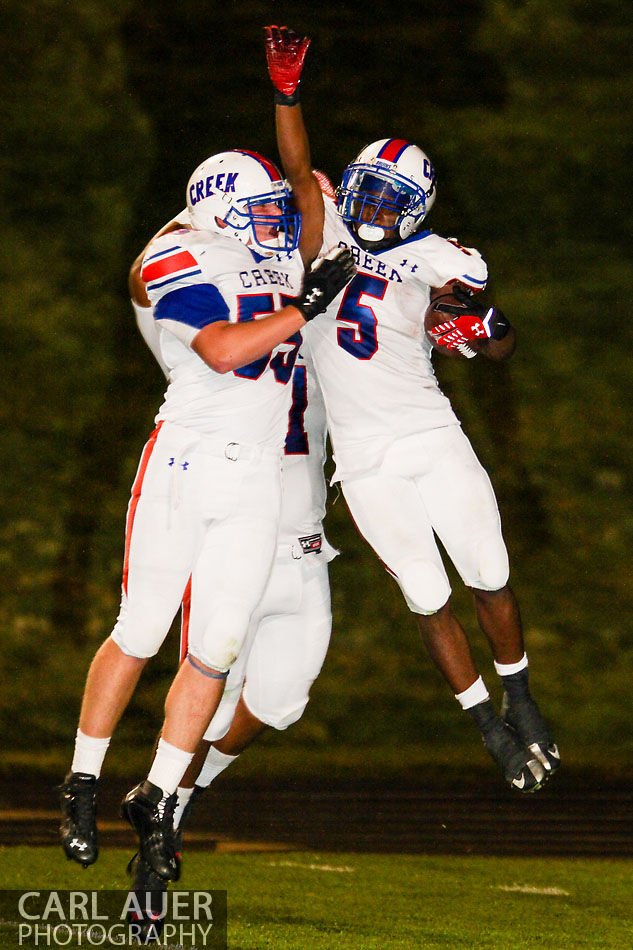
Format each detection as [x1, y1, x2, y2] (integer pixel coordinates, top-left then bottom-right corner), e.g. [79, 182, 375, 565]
[233, 293, 300, 382]
[284, 363, 309, 455]
[335, 273, 386, 359]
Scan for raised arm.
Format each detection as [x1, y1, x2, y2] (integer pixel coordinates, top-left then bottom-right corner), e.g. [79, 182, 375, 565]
[265, 26, 324, 269]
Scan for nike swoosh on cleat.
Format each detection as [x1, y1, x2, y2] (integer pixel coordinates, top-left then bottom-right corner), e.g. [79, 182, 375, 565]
[528, 743, 552, 770]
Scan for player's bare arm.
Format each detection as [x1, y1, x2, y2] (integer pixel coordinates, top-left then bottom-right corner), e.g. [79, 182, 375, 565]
[275, 104, 324, 267]
[192, 248, 356, 373]
[427, 283, 516, 361]
[191, 305, 306, 374]
[265, 25, 324, 268]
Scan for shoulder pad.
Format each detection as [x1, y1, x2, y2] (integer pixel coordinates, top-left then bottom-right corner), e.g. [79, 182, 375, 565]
[141, 233, 203, 294]
[417, 233, 488, 291]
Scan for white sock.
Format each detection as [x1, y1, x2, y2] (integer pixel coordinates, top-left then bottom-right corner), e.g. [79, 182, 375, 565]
[455, 676, 490, 710]
[71, 729, 111, 778]
[147, 739, 194, 796]
[173, 786, 195, 830]
[196, 746, 238, 788]
[494, 653, 528, 677]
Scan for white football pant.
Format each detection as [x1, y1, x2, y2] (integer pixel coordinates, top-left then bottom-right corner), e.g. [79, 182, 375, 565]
[341, 425, 510, 615]
[111, 420, 281, 671]
[203, 552, 332, 736]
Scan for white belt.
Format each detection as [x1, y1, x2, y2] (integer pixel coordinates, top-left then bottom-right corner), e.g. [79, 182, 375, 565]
[159, 421, 281, 524]
[277, 543, 304, 560]
[199, 439, 281, 462]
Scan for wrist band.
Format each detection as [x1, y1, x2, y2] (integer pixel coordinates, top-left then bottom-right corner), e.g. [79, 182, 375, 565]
[275, 88, 301, 106]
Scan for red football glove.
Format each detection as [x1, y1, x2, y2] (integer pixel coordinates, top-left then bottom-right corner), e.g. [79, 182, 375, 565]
[264, 25, 311, 97]
[429, 287, 510, 357]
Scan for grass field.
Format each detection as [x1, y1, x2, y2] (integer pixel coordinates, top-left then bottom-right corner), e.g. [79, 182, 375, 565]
[0, 847, 630, 950]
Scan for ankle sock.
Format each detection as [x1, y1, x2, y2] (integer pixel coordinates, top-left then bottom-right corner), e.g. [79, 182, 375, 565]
[147, 739, 194, 796]
[455, 676, 489, 710]
[494, 653, 528, 677]
[196, 746, 238, 788]
[173, 786, 195, 830]
[71, 729, 111, 778]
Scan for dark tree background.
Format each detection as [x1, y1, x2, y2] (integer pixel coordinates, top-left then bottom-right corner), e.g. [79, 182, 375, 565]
[1, 0, 632, 773]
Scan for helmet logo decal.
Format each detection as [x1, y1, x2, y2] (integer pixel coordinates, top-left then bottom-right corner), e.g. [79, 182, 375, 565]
[189, 172, 239, 206]
[185, 150, 299, 255]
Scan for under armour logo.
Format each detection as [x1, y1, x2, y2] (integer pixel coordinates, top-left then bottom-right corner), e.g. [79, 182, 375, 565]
[472, 324, 485, 337]
[304, 287, 323, 305]
[168, 458, 190, 470]
[70, 838, 88, 851]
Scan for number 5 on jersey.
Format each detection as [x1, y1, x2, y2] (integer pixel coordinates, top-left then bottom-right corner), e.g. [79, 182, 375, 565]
[335, 274, 387, 360]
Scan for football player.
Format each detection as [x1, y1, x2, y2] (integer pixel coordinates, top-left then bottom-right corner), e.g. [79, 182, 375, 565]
[264, 26, 560, 794]
[126, 240, 335, 932]
[59, 148, 355, 879]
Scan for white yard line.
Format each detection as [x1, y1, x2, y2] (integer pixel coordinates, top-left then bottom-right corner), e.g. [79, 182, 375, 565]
[267, 860, 355, 873]
[495, 884, 570, 896]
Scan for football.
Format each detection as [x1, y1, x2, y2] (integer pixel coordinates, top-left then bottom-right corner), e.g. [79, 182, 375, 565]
[424, 292, 479, 359]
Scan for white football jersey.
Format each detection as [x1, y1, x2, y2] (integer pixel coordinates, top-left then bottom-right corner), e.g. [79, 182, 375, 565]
[278, 342, 329, 548]
[305, 196, 488, 480]
[141, 228, 305, 446]
[132, 290, 329, 554]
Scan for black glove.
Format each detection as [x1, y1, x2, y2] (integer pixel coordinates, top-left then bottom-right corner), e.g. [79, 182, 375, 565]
[434, 285, 511, 341]
[295, 249, 357, 320]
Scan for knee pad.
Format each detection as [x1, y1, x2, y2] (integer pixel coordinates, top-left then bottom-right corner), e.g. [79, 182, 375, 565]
[198, 601, 252, 671]
[110, 597, 171, 659]
[396, 559, 451, 615]
[242, 688, 309, 731]
[475, 534, 510, 591]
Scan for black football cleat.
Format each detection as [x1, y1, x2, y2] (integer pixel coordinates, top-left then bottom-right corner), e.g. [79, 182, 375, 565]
[501, 692, 561, 777]
[121, 781, 179, 882]
[59, 771, 99, 867]
[483, 719, 548, 793]
[126, 852, 168, 943]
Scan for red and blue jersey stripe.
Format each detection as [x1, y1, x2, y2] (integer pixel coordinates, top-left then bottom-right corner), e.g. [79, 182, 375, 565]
[142, 245, 202, 292]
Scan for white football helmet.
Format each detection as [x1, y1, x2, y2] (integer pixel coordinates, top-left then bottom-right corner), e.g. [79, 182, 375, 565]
[336, 138, 436, 251]
[186, 150, 300, 256]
